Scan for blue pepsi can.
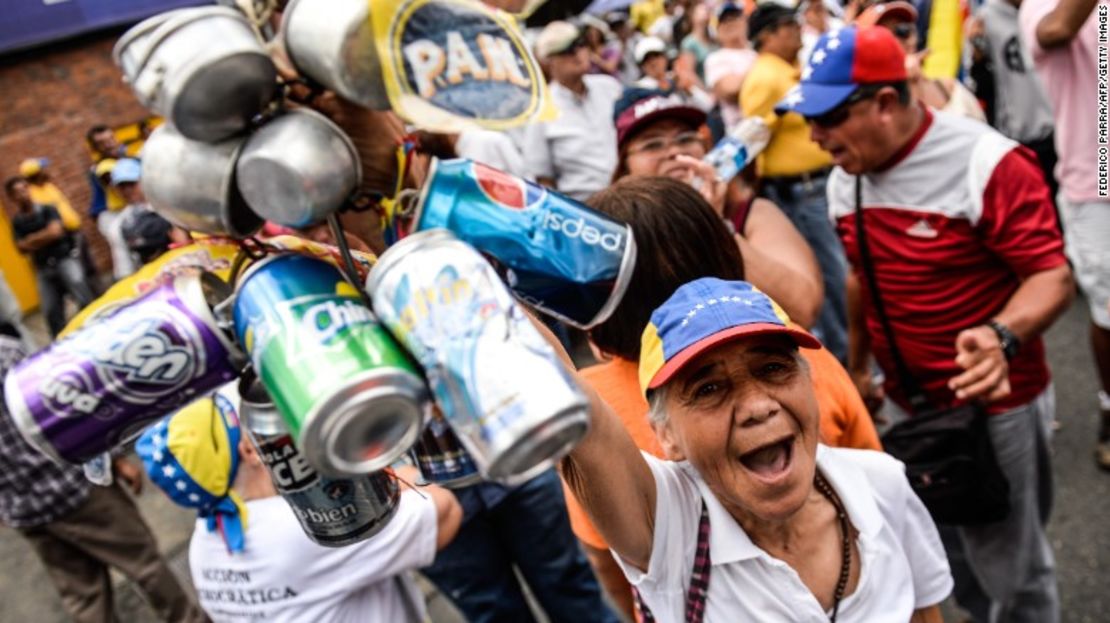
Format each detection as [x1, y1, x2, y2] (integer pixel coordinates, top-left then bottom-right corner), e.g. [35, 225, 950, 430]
[412, 158, 637, 330]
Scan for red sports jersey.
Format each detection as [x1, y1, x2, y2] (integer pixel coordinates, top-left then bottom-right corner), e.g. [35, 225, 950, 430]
[829, 108, 1067, 414]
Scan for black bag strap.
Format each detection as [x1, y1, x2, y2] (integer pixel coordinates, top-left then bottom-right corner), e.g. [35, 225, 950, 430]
[853, 176, 930, 411]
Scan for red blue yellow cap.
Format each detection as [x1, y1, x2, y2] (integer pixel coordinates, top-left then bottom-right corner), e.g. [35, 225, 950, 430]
[639, 278, 820, 395]
[775, 25, 907, 117]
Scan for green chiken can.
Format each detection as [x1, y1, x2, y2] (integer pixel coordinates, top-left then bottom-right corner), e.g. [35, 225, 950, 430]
[232, 254, 429, 476]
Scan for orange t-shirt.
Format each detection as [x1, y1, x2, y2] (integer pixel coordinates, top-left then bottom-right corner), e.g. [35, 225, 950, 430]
[564, 345, 881, 550]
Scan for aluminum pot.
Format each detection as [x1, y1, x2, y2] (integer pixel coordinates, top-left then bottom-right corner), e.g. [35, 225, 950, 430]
[114, 7, 278, 142]
[235, 108, 362, 228]
[281, 0, 390, 109]
[142, 124, 263, 237]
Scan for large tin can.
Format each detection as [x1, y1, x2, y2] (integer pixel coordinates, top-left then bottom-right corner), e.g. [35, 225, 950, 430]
[232, 254, 428, 476]
[3, 273, 242, 464]
[411, 407, 481, 488]
[412, 158, 637, 330]
[240, 377, 400, 546]
[367, 229, 590, 482]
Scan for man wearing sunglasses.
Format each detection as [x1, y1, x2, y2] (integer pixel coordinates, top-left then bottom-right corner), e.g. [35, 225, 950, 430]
[778, 25, 1073, 623]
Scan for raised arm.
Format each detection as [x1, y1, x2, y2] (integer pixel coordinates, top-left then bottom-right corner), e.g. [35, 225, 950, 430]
[560, 379, 658, 571]
[1034, 0, 1098, 48]
[737, 198, 823, 329]
[528, 316, 659, 571]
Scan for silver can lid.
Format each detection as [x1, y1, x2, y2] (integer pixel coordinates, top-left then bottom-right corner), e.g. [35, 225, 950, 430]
[300, 367, 431, 477]
[238, 375, 288, 437]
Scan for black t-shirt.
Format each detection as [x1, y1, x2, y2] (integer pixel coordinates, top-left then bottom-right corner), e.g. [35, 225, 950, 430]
[10, 205, 73, 267]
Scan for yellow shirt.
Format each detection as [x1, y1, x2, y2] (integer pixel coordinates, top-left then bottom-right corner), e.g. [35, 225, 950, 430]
[29, 182, 81, 231]
[630, 0, 665, 33]
[740, 53, 833, 177]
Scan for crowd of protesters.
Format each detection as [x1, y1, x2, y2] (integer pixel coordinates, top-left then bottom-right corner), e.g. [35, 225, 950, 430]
[1, 0, 1107, 621]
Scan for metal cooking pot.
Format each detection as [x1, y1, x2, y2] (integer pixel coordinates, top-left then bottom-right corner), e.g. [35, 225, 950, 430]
[281, 0, 390, 109]
[235, 108, 362, 228]
[142, 124, 263, 237]
[114, 7, 278, 142]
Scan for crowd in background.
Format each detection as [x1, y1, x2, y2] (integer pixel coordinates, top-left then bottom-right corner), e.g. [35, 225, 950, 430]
[1, 0, 1107, 622]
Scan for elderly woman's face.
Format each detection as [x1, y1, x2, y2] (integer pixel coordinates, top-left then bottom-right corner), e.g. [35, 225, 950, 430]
[655, 335, 820, 523]
[625, 119, 708, 179]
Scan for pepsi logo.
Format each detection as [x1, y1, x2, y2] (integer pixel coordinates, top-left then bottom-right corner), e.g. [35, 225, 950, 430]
[473, 163, 544, 211]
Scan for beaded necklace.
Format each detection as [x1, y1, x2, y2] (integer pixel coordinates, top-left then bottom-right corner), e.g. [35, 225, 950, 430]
[813, 471, 853, 622]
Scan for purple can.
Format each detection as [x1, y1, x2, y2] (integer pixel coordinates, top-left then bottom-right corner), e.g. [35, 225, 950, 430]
[3, 273, 243, 465]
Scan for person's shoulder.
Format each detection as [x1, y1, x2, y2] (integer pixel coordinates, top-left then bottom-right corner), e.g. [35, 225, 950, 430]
[822, 446, 908, 501]
[826, 167, 855, 214]
[921, 110, 1004, 160]
[586, 73, 623, 96]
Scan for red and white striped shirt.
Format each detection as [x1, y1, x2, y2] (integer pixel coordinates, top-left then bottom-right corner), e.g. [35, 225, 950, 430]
[829, 108, 1067, 414]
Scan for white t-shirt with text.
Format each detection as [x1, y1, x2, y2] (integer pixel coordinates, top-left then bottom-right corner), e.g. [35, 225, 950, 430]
[189, 490, 437, 623]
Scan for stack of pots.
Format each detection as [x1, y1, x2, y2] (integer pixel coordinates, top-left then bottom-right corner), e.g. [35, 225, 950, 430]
[113, 0, 380, 236]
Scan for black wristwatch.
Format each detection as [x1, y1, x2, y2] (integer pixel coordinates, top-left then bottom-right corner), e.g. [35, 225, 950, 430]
[987, 320, 1021, 360]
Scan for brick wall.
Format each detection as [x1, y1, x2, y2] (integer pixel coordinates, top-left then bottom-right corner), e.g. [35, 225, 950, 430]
[0, 30, 151, 274]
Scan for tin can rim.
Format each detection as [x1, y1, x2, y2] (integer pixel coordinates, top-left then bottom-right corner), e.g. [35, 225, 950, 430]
[3, 368, 69, 465]
[230, 251, 295, 293]
[181, 272, 247, 367]
[238, 374, 289, 437]
[408, 155, 442, 234]
[480, 405, 590, 481]
[577, 223, 638, 330]
[364, 228, 459, 294]
[299, 367, 430, 477]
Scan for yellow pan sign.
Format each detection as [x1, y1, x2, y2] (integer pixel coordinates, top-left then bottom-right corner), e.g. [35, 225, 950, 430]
[371, 0, 557, 131]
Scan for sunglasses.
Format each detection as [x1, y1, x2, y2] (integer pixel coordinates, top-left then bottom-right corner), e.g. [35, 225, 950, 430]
[555, 38, 587, 56]
[804, 86, 881, 129]
[891, 22, 916, 40]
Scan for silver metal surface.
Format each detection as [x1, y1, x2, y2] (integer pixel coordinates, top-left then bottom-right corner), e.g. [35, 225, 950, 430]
[281, 0, 390, 109]
[300, 368, 430, 478]
[141, 124, 263, 238]
[368, 229, 590, 482]
[236, 109, 362, 228]
[113, 6, 277, 142]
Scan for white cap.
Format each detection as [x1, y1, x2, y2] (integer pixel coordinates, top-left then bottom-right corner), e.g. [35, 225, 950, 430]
[634, 36, 668, 65]
[535, 21, 581, 60]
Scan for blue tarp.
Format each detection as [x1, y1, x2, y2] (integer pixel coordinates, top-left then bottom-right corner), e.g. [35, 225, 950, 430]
[0, 0, 211, 55]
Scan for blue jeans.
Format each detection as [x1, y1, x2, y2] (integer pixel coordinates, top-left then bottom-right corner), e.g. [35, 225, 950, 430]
[36, 255, 95, 337]
[422, 469, 619, 623]
[762, 176, 848, 363]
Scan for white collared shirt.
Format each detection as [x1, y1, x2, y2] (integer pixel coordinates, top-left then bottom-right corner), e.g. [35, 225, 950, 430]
[617, 445, 953, 622]
[521, 74, 622, 201]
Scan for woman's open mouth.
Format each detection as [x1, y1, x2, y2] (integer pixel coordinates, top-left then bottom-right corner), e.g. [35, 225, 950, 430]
[737, 434, 795, 483]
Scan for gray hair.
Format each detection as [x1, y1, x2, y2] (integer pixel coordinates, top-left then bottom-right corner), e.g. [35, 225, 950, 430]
[647, 385, 670, 426]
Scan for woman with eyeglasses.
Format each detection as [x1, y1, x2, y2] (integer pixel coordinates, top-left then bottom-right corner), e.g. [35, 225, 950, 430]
[856, 1, 986, 121]
[611, 88, 824, 330]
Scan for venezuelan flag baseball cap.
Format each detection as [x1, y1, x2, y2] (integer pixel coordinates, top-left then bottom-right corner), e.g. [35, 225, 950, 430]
[639, 278, 820, 395]
[137, 391, 248, 553]
[774, 25, 907, 118]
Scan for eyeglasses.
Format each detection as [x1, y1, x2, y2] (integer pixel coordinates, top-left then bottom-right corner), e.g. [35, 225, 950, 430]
[627, 131, 704, 155]
[890, 22, 915, 40]
[805, 87, 881, 129]
[555, 38, 587, 56]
